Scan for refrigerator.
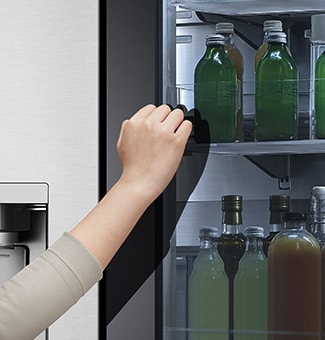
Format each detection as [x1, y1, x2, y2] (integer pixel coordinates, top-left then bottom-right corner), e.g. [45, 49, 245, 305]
[100, 0, 325, 339]
[0, 1, 99, 339]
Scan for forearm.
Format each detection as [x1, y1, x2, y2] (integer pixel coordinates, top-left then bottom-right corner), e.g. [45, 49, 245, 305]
[0, 233, 102, 340]
[70, 105, 191, 269]
[70, 177, 155, 269]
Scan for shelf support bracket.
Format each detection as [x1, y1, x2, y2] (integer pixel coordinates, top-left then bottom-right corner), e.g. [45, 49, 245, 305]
[245, 155, 291, 190]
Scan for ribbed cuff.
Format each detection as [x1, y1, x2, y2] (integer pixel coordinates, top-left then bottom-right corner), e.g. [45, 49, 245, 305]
[41, 232, 103, 302]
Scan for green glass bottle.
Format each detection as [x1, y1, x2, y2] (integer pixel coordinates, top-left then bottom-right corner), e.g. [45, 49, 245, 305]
[234, 226, 268, 340]
[194, 34, 237, 143]
[188, 227, 229, 340]
[217, 195, 246, 340]
[315, 51, 325, 138]
[255, 31, 298, 141]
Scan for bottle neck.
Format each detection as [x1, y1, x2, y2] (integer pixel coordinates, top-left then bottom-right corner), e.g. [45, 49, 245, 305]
[200, 237, 217, 250]
[205, 43, 225, 57]
[222, 210, 242, 234]
[245, 237, 264, 252]
[269, 223, 284, 233]
[222, 223, 242, 234]
[220, 32, 234, 45]
[268, 41, 287, 51]
[269, 211, 287, 232]
[285, 219, 305, 231]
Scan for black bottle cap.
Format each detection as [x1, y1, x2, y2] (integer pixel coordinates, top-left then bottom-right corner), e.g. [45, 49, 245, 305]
[222, 195, 242, 211]
[284, 212, 306, 221]
[269, 195, 290, 211]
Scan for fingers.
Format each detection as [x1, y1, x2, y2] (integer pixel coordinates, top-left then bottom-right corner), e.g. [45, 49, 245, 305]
[148, 104, 174, 123]
[163, 108, 186, 131]
[129, 103, 192, 136]
[131, 104, 157, 120]
[176, 119, 193, 139]
[132, 104, 175, 123]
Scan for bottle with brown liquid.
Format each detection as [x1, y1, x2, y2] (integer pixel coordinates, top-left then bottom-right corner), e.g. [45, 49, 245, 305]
[321, 246, 325, 340]
[217, 195, 245, 340]
[215, 22, 244, 141]
[268, 212, 321, 340]
[263, 195, 290, 256]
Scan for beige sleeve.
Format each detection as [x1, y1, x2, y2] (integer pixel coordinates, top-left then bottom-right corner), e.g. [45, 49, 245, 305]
[0, 232, 103, 340]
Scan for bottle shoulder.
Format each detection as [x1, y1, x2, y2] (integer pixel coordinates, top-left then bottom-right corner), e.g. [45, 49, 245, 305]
[191, 250, 228, 278]
[236, 251, 267, 277]
[195, 48, 236, 72]
[257, 45, 297, 73]
[270, 229, 321, 252]
[315, 52, 325, 75]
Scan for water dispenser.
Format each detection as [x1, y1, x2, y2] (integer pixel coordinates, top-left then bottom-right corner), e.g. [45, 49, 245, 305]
[0, 182, 48, 339]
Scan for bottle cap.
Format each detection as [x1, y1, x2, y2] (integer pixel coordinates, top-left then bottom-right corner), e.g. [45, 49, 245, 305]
[284, 212, 306, 221]
[215, 22, 234, 34]
[311, 186, 325, 198]
[222, 195, 242, 211]
[311, 14, 325, 43]
[263, 20, 283, 32]
[199, 227, 220, 239]
[269, 195, 290, 211]
[243, 226, 264, 238]
[266, 31, 287, 44]
[206, 34, 226, 46]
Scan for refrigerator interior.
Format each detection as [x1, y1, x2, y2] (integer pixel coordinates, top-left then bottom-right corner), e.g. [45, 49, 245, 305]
[161, 0, 325, 338]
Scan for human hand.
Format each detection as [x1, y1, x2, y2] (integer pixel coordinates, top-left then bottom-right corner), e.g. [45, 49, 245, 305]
[117, 104, 192, 202]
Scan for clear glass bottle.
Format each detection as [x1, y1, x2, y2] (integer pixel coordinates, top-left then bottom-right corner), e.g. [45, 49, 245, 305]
[255, 31, 299, 141]
[188, 227, 229, 340]
[215, 22, 244, 141]
[268, 212, 321, 340]
[254, 20, 283, 71]
[263, 194, 290, 256]
[309, 186, 325, 247]
[234, 226, 267, 340]
[194, 34, 237, 143]
[217, 195, 245, 340]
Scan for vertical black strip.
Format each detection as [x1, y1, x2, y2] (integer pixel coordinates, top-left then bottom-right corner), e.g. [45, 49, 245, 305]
[154, 1, 164, 339]
[98, 3, 107, 199]
[98, 0, 108, 339]
[155, 0, 163, 107]
[99, 0, 164, 338]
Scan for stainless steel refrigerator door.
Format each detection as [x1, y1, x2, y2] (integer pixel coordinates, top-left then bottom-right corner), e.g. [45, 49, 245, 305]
[0, 1, 99, 339]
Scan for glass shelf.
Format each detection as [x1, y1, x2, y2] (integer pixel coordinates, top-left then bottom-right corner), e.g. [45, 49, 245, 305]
[173, 0, 325, 16]
[186, 139, 325, 156]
